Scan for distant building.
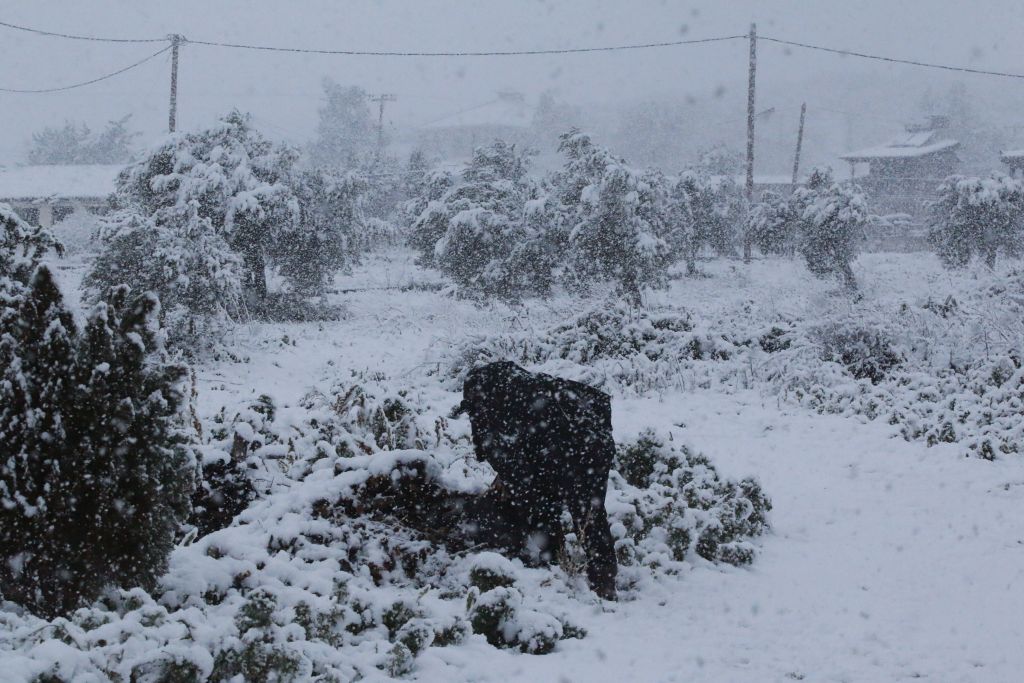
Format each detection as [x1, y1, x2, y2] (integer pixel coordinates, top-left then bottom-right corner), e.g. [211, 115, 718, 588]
[840, 115, 960, 218]
[999, 150, 1024, 177]
[418, 90, 535, 161]
[0, 164, 121, 227]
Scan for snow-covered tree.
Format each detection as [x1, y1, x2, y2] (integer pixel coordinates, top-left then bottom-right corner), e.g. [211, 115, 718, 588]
[26, 115, 138, 165]
[0, 270, 195, 618]
[410, 141, 555, 299]
[85, 206, 244, 348]
[666, 170, 741, 275]
[792, 167, 867, 291]
[309, 80, 376, 169]
[87, 111, 313, 338]
[1, 203, 63, 284]
[928, 173, 1024, 269]
[748, 190, 798, 256]
[407, 169, 456, 260]
[552, 130, 671, 303]
[282, 169, 366, 295]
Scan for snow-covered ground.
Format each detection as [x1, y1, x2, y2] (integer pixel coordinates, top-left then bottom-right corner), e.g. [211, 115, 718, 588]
[19, 249, 1024, 681]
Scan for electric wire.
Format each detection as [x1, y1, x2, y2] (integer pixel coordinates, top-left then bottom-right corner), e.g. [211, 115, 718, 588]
[0, 45, 172, 93]
[0, 18, 167, 43]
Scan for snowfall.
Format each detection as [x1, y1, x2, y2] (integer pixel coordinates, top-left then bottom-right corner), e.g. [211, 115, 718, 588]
[4, 235, 1024, 683]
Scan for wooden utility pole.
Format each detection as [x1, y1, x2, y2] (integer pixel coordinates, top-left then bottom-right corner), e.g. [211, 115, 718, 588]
[370, 93, 396, 159]
[791, 102, 807, 188]
[744, 23, 757, 262]
[168, 34, 182, 133]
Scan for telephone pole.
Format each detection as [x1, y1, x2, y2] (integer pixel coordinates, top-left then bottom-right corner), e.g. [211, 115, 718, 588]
[791, 102, 807, 189]
[370, 93, 396, 159]
[168, 34, 183, 133]
[744, 23, 757, 262]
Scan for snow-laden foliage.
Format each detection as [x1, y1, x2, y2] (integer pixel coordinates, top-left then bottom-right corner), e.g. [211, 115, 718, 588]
[86, 111, 374, 347]
[449, 269, 1024, 462]
[410, 141, 557, 299]
[446, 301, 768, 394]
[666, 170, 743, 274]
[95, 110, 299, 303]
[610, 431, 771, 572]
[927, 173, 1024, 269]
[1, 202, 63, 285]
[0, 374, 772, 680]
[792, 167, 868, 291]
[0, 269, 196, 618]
[281, 169, 365, 296]
[554, 130, 671, 303]
[309, 80, 376, 170]
[85, 206, 244, 350]
[748, 189, 798, 256]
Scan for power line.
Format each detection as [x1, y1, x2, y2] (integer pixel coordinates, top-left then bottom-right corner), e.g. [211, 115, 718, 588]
[182, 34, 747, 56]
[0, 45, 171, 93]
[760, 35, 1024, 80]
[0, 18, 167, 43]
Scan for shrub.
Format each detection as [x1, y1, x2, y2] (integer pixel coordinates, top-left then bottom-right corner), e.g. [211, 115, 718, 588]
[812, 320, 902, 384]
[0, 270, 197, 618]
[608, 430, 771, 570]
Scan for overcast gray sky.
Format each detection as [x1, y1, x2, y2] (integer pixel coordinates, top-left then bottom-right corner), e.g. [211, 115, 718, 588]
[3, 0, 1024, 165]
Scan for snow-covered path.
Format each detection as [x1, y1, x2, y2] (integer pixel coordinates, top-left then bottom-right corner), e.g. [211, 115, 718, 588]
[419, 392, 1024, 682]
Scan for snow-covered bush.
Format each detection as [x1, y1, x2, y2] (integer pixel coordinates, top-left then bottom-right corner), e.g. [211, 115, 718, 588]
[85, 205, 243, 350]
[554, 130, 671, 303]
[928, 173, 1024, 269]
[447, 301, 772, 394]
[608, 431, 771, 572]
[748, 189, 798, 256]
[279, 169, 366, 295]
[667, 170, 743, 273]
[811, 319, 903, 384]
[0, 269, 196, 618]
[410, 140, 556, 299]
[793, 167, 868, 290]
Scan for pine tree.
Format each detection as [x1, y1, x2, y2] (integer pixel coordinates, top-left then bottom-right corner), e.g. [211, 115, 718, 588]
[0, 271, 196, 618]
[928, 173, 1024, 269]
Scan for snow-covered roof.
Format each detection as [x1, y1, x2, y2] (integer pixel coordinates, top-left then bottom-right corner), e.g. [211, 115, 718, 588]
[1000, 149, 1024, 162]
[423, 92, 533, 131]
[840, 129, 959, 162]
[0, 164, 122, 201]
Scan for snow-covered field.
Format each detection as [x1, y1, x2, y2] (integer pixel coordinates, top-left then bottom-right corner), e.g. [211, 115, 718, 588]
[8, 248, 1024, 682]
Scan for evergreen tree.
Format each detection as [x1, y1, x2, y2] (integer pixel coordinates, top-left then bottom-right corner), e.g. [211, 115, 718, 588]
[0, 271, 196, 618]
[792, 167, 868, 291]
[928, 173, 1024, 269]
